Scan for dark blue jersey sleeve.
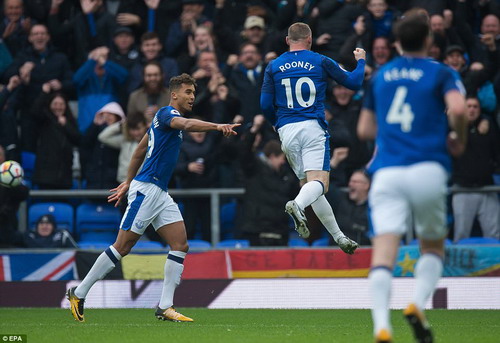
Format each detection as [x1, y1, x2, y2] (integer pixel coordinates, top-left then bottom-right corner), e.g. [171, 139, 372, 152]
[157, 107, 180, 130]
[260, 63, 276, 122]
[322, 56, 365, 90]
[261, 62, 275, 94]
[260, 92, 275, 123]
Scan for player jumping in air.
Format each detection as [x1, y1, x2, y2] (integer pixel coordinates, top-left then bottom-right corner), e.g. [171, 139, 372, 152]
[67, 73, 239, 323]
[260, 22, 365, 254]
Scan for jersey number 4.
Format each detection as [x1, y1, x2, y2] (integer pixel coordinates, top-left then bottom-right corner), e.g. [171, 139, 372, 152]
[281, 77, 317, 108]
[387, 86, 414, 132]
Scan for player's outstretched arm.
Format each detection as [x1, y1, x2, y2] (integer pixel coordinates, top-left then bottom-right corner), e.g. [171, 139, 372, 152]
[170, 117, 240, 137]
[108, 133, 149, 207]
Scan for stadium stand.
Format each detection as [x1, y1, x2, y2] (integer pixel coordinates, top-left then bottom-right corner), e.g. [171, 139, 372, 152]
[220, 201, 237, 240]
[288, 238, 309, 247]
[216, 239, 250, 248]
[76, 203, 121, 243]
[456, 237, 500, 245]
[187, 239, 212, 249]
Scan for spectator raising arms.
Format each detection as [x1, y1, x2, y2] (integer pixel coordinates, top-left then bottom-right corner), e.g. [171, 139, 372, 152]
[3, 23, 74, 151]
[73, 46, 128, 133]
[0, 0, 32, 58]
[31, 87, 80, 190]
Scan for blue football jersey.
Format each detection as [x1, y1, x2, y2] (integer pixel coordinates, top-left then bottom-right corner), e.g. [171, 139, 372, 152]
[134, 106, 182, 191]
[363, 56, 465, 173]
[261, 50, 365, 130]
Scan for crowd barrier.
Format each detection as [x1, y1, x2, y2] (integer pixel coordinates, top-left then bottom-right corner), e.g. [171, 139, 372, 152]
[20, 185, 500, 245]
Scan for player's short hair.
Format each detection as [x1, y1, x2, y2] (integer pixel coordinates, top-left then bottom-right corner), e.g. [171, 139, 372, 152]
[394, 14, 431, 52]
[263, 140, 283, 157]
[287, 22, 312, 43]
[169, 73, 197, 92]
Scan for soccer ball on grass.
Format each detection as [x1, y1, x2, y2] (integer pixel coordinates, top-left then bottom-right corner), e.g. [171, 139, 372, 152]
[0, 160, 24, 187]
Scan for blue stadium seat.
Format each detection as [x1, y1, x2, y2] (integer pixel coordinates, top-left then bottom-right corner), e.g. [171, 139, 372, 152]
[133, 241, 165, 250]
[220, 201, 237, 240]
[312, 237, 329, 247]
[408, 238, 453, 245]
[78, 241, 109, 250]
[288, 238, 309, 247]
[456, 237, 500, 245]
[76, 203, 121, 243]
[187, 239, 211, 249]
[216, 239, 250, 248]
[28, 202, 74, 233]
[21, 151, 36, 181]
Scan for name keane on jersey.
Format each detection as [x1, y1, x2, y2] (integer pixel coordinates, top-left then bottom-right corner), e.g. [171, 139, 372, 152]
[278, 61, 315, 72]
[383, 67, 423, 82]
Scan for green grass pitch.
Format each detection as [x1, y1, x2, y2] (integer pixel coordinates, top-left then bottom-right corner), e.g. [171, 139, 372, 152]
[1, 308, 499, 343]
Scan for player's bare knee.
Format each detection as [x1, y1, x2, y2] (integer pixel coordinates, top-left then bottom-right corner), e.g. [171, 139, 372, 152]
[112, 243, 130, 257]
[112, 240, 136, 256]
[171, 241, 189, 252]
[419, 238, 445, 257]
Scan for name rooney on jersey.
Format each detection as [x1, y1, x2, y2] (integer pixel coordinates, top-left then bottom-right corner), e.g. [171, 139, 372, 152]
[278, 60, 315, 72]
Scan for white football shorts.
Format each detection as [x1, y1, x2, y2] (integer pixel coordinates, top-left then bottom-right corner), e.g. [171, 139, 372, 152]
[369, 162, 448, 240]
[277, 119, 330, 180]
[120, 180, 183, 235]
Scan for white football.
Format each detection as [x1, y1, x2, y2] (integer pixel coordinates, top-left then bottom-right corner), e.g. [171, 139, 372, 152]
[0, 160, 24, 187]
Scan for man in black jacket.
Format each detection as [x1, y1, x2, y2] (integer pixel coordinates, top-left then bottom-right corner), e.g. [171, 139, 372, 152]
[175, 127, 219, 241]
[238, 115, 299, 246]
[452, 95, 500, 242]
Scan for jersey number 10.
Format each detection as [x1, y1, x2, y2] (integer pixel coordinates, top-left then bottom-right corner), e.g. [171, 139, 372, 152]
[387, 86, 415, 132]
[281, 77, 317, 108]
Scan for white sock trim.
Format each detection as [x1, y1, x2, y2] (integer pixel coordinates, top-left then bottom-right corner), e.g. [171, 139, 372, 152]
[109, 245, 122, 261]
[169, 250, 187, 259]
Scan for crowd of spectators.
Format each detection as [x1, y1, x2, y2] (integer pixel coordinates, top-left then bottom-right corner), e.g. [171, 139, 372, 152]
[1, 0, 499, 247]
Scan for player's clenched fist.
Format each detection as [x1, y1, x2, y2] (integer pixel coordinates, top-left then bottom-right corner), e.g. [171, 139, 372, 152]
[353, 48, 366, 61]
